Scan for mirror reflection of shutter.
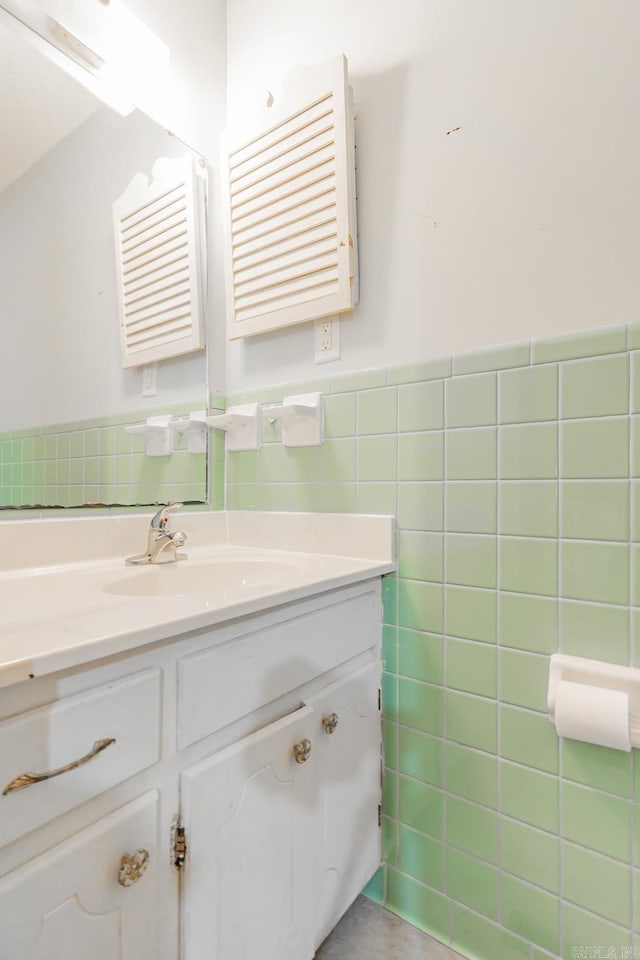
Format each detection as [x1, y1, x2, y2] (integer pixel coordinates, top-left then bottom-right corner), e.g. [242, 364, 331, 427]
[223, 55, 358, 340]
[113, 156, 205, 368]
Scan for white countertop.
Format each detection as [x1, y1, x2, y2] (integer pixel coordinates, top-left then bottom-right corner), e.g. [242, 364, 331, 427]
[0, 511, 395, 688]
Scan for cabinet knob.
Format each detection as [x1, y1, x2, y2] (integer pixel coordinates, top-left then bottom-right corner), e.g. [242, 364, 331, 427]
[322, 713, 339, 735]
[293, 738, 312, 764]
[118, 848, 150, 887]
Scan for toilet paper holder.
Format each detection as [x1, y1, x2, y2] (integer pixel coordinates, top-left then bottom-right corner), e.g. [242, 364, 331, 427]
[548, 653, 640, 749]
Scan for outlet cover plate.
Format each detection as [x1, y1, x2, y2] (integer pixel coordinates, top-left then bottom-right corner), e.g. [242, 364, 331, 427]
[314, 317, 340, 364]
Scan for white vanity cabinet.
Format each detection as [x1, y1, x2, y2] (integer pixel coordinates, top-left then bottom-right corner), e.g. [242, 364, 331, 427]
[0, 792, 162, 960]
[181, 705, 319, 960]
[180, 661, 381, 960]
[0, 580, 382, 960]
[0, 668, 162, 847]
[306, 661, 381, 946]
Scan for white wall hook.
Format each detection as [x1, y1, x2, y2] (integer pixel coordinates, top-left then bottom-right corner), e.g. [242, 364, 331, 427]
[201, 403, 259, 451]
[124, 415, 172, 457]
[172, 411, 208, 454]
[261, 393, 323, 447]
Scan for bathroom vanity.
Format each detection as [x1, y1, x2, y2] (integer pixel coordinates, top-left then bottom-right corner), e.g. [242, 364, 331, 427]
[0, 511, 394, 960]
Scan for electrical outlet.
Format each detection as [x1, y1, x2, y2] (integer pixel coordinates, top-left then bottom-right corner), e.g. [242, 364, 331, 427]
[314, 317, 340, 364]
[320, 321, 332, 351]
[142, 363, 158, 397]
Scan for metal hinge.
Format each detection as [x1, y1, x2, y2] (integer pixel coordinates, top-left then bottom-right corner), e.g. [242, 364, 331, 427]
[172, 822, 187, 870]
[378, 804, 382, 828]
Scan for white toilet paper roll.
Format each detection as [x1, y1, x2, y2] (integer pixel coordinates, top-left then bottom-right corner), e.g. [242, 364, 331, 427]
[554, 680, 631, 752]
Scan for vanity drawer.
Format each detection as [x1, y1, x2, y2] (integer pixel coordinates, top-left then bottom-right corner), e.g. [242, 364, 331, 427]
[0, 668, 161, 845]
[178, 589, 380, 749]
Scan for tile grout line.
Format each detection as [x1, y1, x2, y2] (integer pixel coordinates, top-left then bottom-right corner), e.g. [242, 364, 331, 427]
[557, 354, 565, 955]
[628, 342, 636, 940]
[495, 367, 503, 930]
[392, 809, 633, 907]
[382, 835, 636, 944]
[391, 719, 565, 788]
[391, 384, 401, 904]
[441, 376, 453, 944]
[392, 789, 633, 932]
[382, 863, 538, 956]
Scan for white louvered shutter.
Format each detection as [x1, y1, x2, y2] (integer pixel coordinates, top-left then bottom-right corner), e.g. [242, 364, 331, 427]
[113, 155, 205, 368]
[223, 55, 358, 339]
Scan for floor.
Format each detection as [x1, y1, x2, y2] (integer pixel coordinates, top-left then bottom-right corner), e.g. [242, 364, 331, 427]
[315, 896, 463, 960]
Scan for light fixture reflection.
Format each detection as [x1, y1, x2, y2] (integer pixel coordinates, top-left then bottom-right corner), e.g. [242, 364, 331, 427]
[0, 0, 169, 117]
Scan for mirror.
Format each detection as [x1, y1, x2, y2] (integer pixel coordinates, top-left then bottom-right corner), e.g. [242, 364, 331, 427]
[0, 17, 211, 510]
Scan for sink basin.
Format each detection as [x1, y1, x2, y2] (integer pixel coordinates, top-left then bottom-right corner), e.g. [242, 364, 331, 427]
[103, 558, 301, 598]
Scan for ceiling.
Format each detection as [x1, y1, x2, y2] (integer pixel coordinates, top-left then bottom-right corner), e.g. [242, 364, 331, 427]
[0, 20, 100, 193]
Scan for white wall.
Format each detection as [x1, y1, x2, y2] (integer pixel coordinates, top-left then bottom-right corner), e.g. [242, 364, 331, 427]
[0, 108, 207, 432]
[124, 0, 228, 398]
[225, 0, 640, 392]
[126, 0, 226, 164]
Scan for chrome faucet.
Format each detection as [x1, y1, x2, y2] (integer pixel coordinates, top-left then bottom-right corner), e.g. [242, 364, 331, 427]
[125, 503, 188, 566]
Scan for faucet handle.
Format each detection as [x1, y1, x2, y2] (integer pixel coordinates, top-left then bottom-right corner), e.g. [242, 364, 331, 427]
[150, 502, 183, 531]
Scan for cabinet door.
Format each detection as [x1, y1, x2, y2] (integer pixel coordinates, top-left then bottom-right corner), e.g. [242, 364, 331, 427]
[0, 791, 163, 960]
[305, 661, 382, 946]
[181, 706, 318, 960]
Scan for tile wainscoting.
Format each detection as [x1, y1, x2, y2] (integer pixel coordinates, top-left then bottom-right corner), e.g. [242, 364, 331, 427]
[227, 322, 640, 960]
[0, 396, 225, 510]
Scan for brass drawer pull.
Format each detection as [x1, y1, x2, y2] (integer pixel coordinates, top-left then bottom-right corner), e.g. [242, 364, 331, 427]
[2, 737, 116, 796]
[322, 713, 339, 735]
[293, 739, 312, 764]
[118, 848, 150, 887]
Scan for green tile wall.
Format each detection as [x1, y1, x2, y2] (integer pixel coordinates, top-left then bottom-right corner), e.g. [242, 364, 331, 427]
[0, 396, 225, 510]
[227, 324, 640, 960]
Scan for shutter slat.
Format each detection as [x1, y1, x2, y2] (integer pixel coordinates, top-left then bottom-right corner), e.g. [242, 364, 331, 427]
[122, 223, 189, 267]
[127, 318, 193, 349]
[232, 204, 337, 260]
[125, 286, 191, 329]
[231, 180, 336, 236]
[235, 278, 339, 323]
[120, 185, 185, 231]
[234, 259, 338, 304]
[126, 309, 192, 338]
[120, 194, 186, 242]
[234, 239, 338, 289]
[124, 266, 190, 305]
[231, 140, 335, 212]
[230, 95, 333, 170]
[121, 202, 187, 252]
[123, 247, 189, 285]
[121, 213, 188, 259]
[235, 265, 339, 310]
[232, 148, 335, 217]
[231, 198, 337, 254]
[234, 229, 338, 280]
[230, 121, 334, 192]
[231, 166, 335, 225]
